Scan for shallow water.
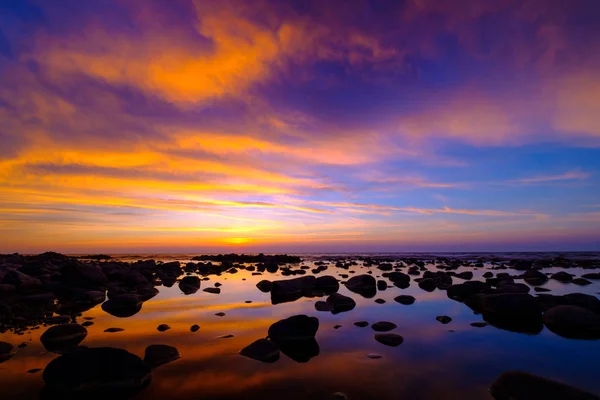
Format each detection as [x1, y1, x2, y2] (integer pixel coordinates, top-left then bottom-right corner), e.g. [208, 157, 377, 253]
[2, 253, 600, 399]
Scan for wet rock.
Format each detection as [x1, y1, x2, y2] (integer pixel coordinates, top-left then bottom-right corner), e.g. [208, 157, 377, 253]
[394, 295, 416, 305]
[2, 270, 41, 290]
[178, 276, 200, 295]
[324, 292, 355, 316]
[256, 280, 272, 292]
[496, 283, 530, 294]
[543, 305, 600, 339]
[82, 321, 94, 327]
[203, 287, 221, 294]
[386, 272, 410, 287]
[315, 301, 332, 312]
[582, 273, 600, 280]
[276, 338, 319, 363]
[40, 324, 87, 352]
[483, 272, 494, 278]
[18, 342, 27, 348]
[41, 347, 151, 399]
[0, 341, 16, 363]
[271, 276, 317, 304]
[315, 276, 339, 293]
[28, 368, 42, 373]
[436, 316, 452, 324]
[447, 281, 489, 301]
[144, 344, 180, 369]
[551, 271, 574, 282]
[333, 324, 342, 329]
[101, 294, 143, 318]
[354, 321, 369, 328]
[371, 321, 397, 332]
[240, 338, 280, 363]
[345, 274, 377, 298]
[377, 280, 387, 291]
[60, 264, 108, 289]
[46, 315, 72, 325]
[157, 324, 171, 332]
[490, 371, 600, 400]
[523, 269, 549, 286]
[374, 333, 404, 347]
[534, 287, 551, 292]
[418, 278, 436, 292]
[535, 293, 600, 313]
[268, 315, 319, 342]
[215, 312, 226, 317]
[572, 278, 592, 286]
[190, 324, 200, 332]
[470, 322, 488, 328]
[480, 293, 543, 333]
[104, 328, 124, 333]
[456, 271, 473, 280]
[333, 392, 348, 399]
[374, 298, 386, 304]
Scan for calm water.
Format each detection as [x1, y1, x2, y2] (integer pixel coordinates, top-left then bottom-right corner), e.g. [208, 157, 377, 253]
[2, 253, 600, 399]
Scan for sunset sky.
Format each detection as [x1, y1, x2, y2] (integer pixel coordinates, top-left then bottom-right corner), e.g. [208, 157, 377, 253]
[1, 0, 599, 253]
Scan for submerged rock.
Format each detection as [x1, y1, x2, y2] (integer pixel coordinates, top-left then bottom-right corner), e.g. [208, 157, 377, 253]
[374, 333, 404, 347]
[144, 344, 180, 369]
[190, 324, 200, 332]
[41, 347, 151, 399]
[104, 328, 124, 333]
[490, 371, 600, 400]
[543, 305, 600, 339]
[447, 281, 489, 302]
[240, 338, 280, 363]
[371, 321, 397, 332]
[436, 316, 452, 324]
[40, 324, 87, 352]
[203, 287, 221, 294]
[394, 295, 416, 305]
[0, 341, 16, 363]
[156, 324, 171, 332]
[354, 321, 369, 328]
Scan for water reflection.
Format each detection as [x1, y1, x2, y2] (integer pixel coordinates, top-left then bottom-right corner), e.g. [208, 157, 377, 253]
[1, 253, 600, 399]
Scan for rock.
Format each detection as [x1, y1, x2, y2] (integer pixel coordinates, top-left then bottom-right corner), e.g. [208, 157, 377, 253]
[483, 272, 493, 278]
[371, 321, 397, 332]
[543, 305, 600, 339]
[215, 312, 225, 317]
[40, 324, 87, 352]
[315, 276, 339, 293]
[551, 271, 574, 282]
[345, 274, 377, 298]
[535, 293, 600, 313]
[324, 292, 355, 314]
[156, 324, 171, 332]
[101, 294, 143, 318]
[256, 280, 272, 292]
[447, 281, 489, 301]
[144, 344, 180, 369]
[496, 283, 530, 294]
[534, 287, 551, 292]
[203, 287, 221, 294]
[490, 371, 600, 400]
[268, 315, 319, 342]
[333, 392, 348, 399]
[480, 293, 543, 333]
[46, 315, 72, 325]
[333, 324, 342, 329]
[190, 324, 200, 332]
[60, 264, 108, 289]
[0, 341, 16, 363]
[178, 276, 200, 295]
[271, 276, 317, 304]
[354, 321, 369, 328]
[82, 321, 93, 327]
[18, 342, 27, 348]
[394, 295, 416, 305]
[374, 333, 404, 347]
[386, 272, 410, 287]
[2, 270, 41, 289]
[572, 278, 592, 286]
[219, 334, 234, 339]
[470, 322, 488, 328]
[582, 273, 600, 280]
[523, 269, 549, 285]
[104, 328, 124, 333]
[418, 278, 436, 292]
[366, 353, 382, 359]
[276, 337, 319, 363]
[41, 347, 151, 399]
[28, 368, 42, 373]
[239, 338, 280, 363]
[377, 280, 387, 291]
[436, 316, 452, 324]
[456, 271, 473, 280]
[374, 298, 386, 304]
[315, 301, 332, 312]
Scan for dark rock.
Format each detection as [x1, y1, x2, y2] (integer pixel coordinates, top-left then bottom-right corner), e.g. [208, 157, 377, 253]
[371, 321, 397, 332]
[178, 276, 200, 295]
[215, 312, 225, 317]
[496, 283, 530, 294]
[374, 333, 404, 347]
[572, 278, 592, 286]
[276, 337, 319, 363]
[436, 316, 452, 324]
[326, 293, 356, 314]
[377, 280, 387, 291]
[203, 287, 221, 294]
[470, 322, 488, 328]
[41, 347, 151, 399]
[374, 298, 386, 304]
[271, 276, 317, 304]
[315, 301, 332, 312]
[345, 274, 377, 298]
[190, 324, 200, 332]
[581, 273, 600, 280]
[490, 371, 600, 400]
[543, 305, 600, 339]
[46, 315, 72, 325]
[456, 271, 473, 280]
[535, 293, 600, 314]
[0, 341, 16, 363]
[418, 278, 436, 292]
[315, 276, 339, 293]
[394, 295, 416, 305]
[104, 328, 124, 333]
[240, 339, 280, 363]
[268, 315, 319, 342]
[144, 344, 180, 369]
[156, 324, 171, 332]
[354, 321, 369, 328]
[256, 280, 272, 292]
[82, 321, 94, 327]
[101, 294, 142, 318]
[447, 281, 489, 301]
[2, 270, 41, 289]
[523, 269, 549, 286]
[483, 272, 494, 278]
[551, 271, 574, 282]
[480, 293, 543, 333]
[40, 324, 87, 352]
[534, 287, 551, 292]
[386, 272, 410, 286]
[333, 324, 342, 329]
[28, 368, 42, 373]
[60, 264, 108, 289]
[366, 353, 382, 359]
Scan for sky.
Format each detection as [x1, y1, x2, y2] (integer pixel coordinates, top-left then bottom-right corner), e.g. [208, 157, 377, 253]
[1, 0, 600, 254]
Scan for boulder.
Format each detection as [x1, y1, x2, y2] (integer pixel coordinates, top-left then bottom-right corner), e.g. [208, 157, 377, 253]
[326, 293, 356, 314]
[371, 321, 397, 332]
[418, 278, 436, 292]
[551, 271, 574, 282]
[203, 287, 221, 294]
[523, 269, 549, 286]
[41, 347, 151, 399]
[394, 295, 416, 305]
[490, 371, 600, 400]
[256, 280, 273, 292]
[178, 276, 200, 295]
[374, 333, 404, 347]
[2, 270, 41, 289]
[268, 315, 319, 342]
[354, 321, 369, 328]
[144, 344, 180, 369]
[239, 339, 280, 363]
[271, 276, 317, 304]
[60, 264, 108, 289]
[377, 280, 387, 291]
[101, 294, 143, 318]
[447, 281, 489, 301]
[40, 324, 87, 352]
[543, 305, 600, 339]
[436, 316, 452, 324]
[0, 341, 16, 363]
[315, 276, 339, 293]
[345, 274, 377, 298]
